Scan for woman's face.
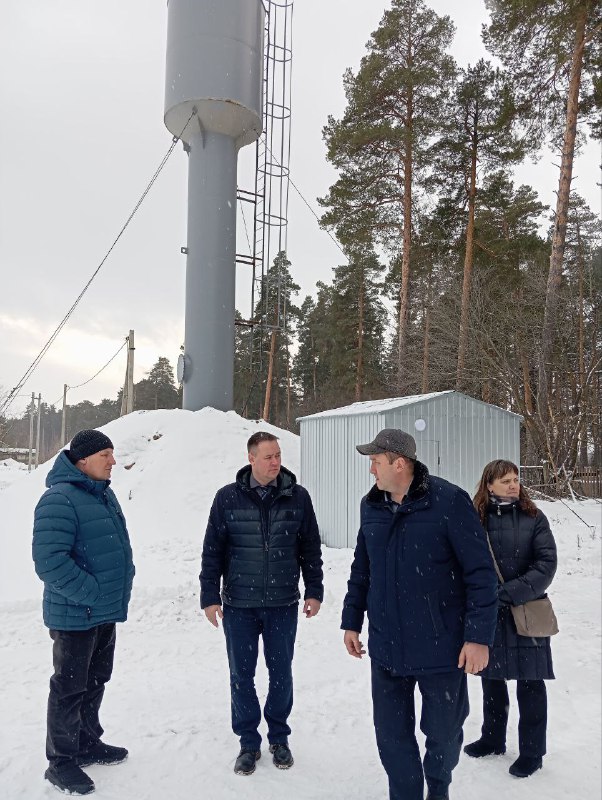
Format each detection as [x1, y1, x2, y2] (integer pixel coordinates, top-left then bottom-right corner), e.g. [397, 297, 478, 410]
[487, 470, 520, 500]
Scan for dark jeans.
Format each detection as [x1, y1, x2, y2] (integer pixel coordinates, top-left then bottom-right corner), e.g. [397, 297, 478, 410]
[46, 624, 116, 767]
[480, 677, 547, 758]
[222, 604, 298, 751]
[371, 662, 469, 800]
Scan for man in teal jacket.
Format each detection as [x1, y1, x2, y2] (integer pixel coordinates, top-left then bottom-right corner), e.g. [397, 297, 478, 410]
[32, 429, 135, 796]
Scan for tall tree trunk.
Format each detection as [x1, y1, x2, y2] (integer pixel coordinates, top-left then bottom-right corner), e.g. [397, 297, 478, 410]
[576, 221, 588, 465]
[397, 92, 413, 394]
[520, 351, 534, 415]
[311, 332, 317, 403]
[537, 7, 587, 424]
[421, 265, 432, 393]
[262, 329, 277, 421]
[356, 274, 365, 402]
[456, 139, 478, 390]
[285, 339, 292, 429]
[593, 352, 601, 468]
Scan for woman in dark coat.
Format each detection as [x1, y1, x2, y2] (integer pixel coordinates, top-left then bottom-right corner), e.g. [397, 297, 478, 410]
[463, 459, 557, 779]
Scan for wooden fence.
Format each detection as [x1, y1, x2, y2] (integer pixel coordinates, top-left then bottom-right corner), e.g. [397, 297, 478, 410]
[520, 465, 601, 499]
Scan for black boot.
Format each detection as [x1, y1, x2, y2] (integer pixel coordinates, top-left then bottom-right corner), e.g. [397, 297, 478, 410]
[426, 792, 449, 800]
[45, 764, 95, 795]
[509, 755, 542, 778]
[234, 748, 261, 776]
[269, 743, 294, 769]
[78, 742, 128, 767]
[464, 738, 506, 758]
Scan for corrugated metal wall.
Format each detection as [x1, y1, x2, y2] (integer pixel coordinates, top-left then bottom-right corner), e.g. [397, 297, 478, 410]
[299, 392, 521, 549]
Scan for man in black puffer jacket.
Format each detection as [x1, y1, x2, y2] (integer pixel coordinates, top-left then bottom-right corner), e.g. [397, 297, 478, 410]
[200, 431, 323, 776]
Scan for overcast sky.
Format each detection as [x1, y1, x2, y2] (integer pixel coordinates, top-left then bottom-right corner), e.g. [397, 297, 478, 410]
[1, 0, 599, 417]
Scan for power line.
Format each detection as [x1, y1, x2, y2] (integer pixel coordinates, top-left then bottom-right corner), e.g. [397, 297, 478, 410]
[50, 338, 129, 407]
[0, 111, 196, 418]
[68, 338, 129, 392]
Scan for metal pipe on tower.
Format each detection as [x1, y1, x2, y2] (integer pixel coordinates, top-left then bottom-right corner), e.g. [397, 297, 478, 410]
[164, 0, 264, 411]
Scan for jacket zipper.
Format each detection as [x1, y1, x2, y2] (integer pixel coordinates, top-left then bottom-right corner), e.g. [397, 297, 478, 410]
[512, 504, 519, 557]
[261, 499, 269, 606]
[104, 490, 130, 612]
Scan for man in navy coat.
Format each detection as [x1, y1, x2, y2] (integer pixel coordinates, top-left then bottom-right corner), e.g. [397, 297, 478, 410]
[33, 429, 135, 796]
[342, 429, 497, 800]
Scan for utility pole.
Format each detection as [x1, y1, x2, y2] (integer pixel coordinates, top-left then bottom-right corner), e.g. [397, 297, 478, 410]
[61, 384, 68, 446]
[27, 392, 35, 472]
[35, 393, 42, 468]
[120, 330, 135, 416]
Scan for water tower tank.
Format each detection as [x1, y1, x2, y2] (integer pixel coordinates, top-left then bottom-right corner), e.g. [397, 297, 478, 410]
[164, 0, 265, 411]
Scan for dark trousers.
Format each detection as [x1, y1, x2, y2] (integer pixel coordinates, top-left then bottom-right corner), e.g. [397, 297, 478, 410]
[480, 677, 547, 758]
[46, 624, 116, 767]
[371, 662, 469, 800]
[222, 604, 298, 751]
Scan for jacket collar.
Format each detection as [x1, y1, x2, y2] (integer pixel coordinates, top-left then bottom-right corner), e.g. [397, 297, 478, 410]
[46, 451, 110, 497]
[366, 460, 431, 511]
[488, 497, 520, 515]
[236, 463, 296, 496]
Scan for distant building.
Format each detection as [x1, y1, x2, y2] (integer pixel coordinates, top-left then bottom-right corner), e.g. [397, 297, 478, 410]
[0, 447, 33, 465]
[297, 391, 521, 548]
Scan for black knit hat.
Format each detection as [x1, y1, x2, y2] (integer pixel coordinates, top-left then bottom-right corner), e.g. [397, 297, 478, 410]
[67, 429, 114, 463]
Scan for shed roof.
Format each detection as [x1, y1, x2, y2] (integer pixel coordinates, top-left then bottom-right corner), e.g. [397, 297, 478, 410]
[297, 390, 522, 421]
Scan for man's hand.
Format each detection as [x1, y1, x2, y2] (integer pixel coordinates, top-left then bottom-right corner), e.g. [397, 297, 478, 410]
[303, 598, 321, 618]
[204, 604, 223, 628]
[458, 642, 489, 674]
[344, 630, 366, 659]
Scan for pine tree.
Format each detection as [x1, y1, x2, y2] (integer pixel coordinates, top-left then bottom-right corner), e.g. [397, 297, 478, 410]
[483, 0, 601, 429]
[432, 60, 524, 390]
[320, 0, 456, 392]
[293, 296, 319, 408]
[328, 247, 388, 402]
[233, 310, 256, 417]
[251, 252, 300, 427]
[134, 357, 179, 410]
[425, 174, 550, 422]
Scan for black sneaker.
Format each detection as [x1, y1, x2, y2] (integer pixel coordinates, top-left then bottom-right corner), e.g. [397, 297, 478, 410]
[234, 749, 261, 775]
[269, 743, 294, 769]
[78, 742, 129, 767]
[45, 764, 95, 795]
[464, 738, 506, 758]
[509, 755, 542, 778]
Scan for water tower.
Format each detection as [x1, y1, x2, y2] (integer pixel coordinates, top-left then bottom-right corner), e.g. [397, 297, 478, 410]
[164, 0, 265, 411]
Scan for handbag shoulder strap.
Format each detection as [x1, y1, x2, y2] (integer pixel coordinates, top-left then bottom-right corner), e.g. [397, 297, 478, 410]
[485, 533, 505, 584]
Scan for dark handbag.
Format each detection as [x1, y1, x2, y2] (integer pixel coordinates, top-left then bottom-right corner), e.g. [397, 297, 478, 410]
[486, 535, 559, 638]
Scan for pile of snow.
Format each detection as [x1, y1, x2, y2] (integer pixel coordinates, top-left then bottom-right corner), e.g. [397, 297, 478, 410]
[0, 408, 300, 603]
[0, 457, 29, 492]
[0, 408, 600, 800]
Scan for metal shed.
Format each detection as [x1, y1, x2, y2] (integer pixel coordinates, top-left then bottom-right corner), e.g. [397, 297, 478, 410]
[297, 391, 522, 549]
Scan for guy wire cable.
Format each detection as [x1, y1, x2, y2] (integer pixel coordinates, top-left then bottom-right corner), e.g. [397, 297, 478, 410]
[1, 111, 196, 418]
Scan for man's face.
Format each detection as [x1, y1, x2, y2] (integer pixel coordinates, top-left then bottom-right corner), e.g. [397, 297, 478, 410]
[249, 440, 281, 486]
[78, 448, 116, 481]
[369, 453, 402, 493]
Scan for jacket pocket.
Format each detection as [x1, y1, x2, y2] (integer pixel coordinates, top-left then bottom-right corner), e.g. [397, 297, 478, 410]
[425, 591, 446, 637]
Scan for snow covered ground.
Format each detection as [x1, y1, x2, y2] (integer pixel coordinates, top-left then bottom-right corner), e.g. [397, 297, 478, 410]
[0, 408, 600, 799]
